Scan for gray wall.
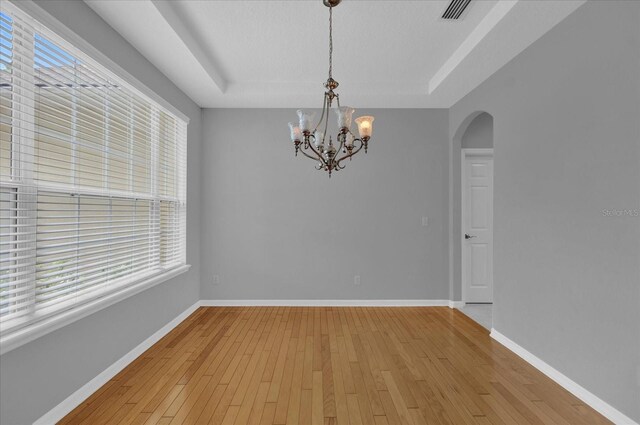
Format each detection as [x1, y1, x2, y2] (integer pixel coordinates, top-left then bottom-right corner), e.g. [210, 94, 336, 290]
[0, 1, 202, 424]
[450, 1, 640, 421]
[2, 0, 638, 423]
[461, 112, 493, 149]
[200, 109, 450, 300]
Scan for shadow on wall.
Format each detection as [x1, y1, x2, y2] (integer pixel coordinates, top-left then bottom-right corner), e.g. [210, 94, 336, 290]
[461, 112, 493, 149]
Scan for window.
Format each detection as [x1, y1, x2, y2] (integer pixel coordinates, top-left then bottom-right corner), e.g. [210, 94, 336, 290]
[0, 4, 187, 342]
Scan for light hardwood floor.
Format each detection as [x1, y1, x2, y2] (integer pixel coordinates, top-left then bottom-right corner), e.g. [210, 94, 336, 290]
[60, 307, 611, 424]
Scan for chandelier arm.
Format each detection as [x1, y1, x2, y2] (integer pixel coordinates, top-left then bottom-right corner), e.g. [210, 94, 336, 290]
[298, 146, 322, 162]
[323, 118, 330, 145]
[335, 138, 364, 167]
[313, 93, 328, 134]
[335, 132, 345, 156]
[322, 98, 330, 144]
[305, 135, 330, 168]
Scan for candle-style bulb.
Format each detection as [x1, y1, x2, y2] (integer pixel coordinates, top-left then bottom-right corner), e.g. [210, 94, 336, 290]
[355, 116, 374, 139]
[314, 130, 324, 147]
[288, 122, 301, 142]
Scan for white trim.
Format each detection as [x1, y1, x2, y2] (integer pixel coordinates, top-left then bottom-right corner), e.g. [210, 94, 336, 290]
[448, 300, 464, 309]
[490, 329, 639, 425]
[448, 132, 455, 303]
[33, 300, 201, 425]
[461, 148, 494, 304]
[460, 148, 467, 304]
[428, 0, 519, 94]
[7, 0, 190, 123]
[200, 299, 451, 307]
[150, 0, 227, 93]
[462, 148, 494, 157]
[0, 265, 191, 355]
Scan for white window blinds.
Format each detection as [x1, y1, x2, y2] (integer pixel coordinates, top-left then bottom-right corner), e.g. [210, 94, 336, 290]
[0, 4, 187, 334]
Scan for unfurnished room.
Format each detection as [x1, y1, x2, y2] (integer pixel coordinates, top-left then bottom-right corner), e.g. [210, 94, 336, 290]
[0, 0, 638, 424]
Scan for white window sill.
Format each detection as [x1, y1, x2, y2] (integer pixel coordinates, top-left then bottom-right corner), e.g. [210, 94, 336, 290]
[0, 264, 191, 356]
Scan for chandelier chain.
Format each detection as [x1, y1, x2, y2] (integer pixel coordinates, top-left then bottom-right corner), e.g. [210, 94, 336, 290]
[328, 5, 333, 79]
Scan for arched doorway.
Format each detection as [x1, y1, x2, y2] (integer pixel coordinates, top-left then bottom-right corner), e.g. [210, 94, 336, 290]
[451, 112, 494, 329]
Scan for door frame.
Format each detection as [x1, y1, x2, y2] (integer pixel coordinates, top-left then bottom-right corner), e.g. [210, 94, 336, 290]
[461, 148, 494, 304]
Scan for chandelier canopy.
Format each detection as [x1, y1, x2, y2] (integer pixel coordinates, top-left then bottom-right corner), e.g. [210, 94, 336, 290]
[288, 0, 375, 177]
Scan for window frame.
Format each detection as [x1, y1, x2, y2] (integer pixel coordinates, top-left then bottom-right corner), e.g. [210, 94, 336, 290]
[0, 1, 190, 355]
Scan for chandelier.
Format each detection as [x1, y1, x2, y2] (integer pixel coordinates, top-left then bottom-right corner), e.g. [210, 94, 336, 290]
[288, 0, 375, 177]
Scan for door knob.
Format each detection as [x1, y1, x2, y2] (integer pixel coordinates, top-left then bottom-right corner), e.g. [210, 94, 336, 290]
[465, 234, 476, 240]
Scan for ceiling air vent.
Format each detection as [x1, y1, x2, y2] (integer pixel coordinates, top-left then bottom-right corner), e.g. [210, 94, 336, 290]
[441, 0, 472, 20]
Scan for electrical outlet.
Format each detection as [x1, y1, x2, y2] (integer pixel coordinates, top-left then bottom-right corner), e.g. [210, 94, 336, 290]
[421, 216, 429, 227]
[354, 275, 361, 286]
[212, 274, 220, 286]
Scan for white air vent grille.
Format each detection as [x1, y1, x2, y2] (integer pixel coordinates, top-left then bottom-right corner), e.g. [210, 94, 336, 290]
[442, 0, 472, 20]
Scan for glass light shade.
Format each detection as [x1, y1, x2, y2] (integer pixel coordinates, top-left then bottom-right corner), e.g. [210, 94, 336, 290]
[345, 133, 355, 147]
[297, 110, 315, 133]
[288, 122, 301, 141]
[335, 106, 355, 129]
[355, 116, 374, 139]
[314, 130, 324, 147]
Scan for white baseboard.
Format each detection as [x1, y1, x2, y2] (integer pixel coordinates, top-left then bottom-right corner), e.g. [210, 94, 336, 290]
[490, 329, 638, 425]
[33, 301, 202, 425]
[448, 300, 464, 309]
[200, 299, 451, 307]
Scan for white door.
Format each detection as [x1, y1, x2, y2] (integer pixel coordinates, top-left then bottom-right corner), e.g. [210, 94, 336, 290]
[462, 151, 493, 303]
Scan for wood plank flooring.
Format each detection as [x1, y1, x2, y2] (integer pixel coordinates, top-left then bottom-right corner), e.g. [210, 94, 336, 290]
[60, 307, 611, 424]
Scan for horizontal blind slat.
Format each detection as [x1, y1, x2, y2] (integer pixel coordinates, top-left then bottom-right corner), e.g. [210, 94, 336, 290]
[0, 5, 186, 333]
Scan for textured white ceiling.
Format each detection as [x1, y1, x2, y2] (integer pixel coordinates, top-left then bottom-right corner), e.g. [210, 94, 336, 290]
[84, 0, 586, 108]
[176, 1, 497, 84]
